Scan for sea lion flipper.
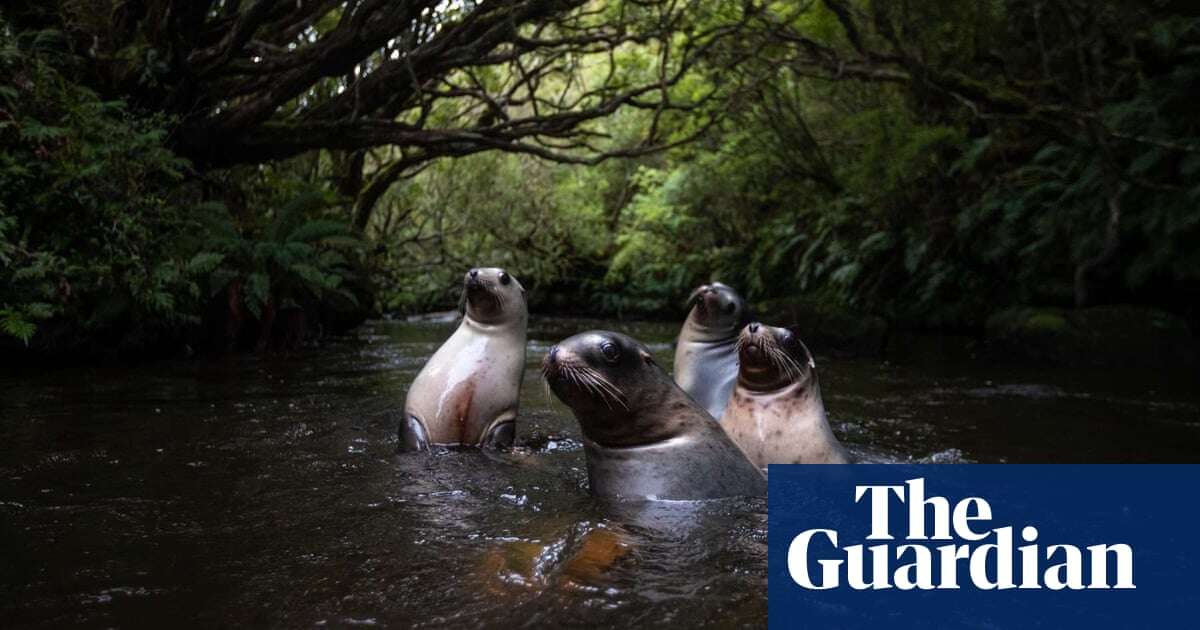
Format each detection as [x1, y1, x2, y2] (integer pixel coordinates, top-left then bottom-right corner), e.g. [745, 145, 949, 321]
[480, 413, 516, 450]
[482, 421, 514, 450]
[399, 414, 430, 452]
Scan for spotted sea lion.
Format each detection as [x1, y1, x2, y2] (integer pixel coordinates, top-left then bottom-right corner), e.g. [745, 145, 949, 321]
[543, 331, 766, 500]
[400, 267, 527, 451]
[673, 282, 750, 420]
[720, 323, 851, 466]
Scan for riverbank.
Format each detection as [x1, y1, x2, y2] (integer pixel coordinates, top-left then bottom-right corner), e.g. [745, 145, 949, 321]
[4, 292, 1196, 372]
[754, 297, 1198, 368]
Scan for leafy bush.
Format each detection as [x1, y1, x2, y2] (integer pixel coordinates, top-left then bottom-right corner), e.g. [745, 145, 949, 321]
[0, 30, 212, 350]
[371, 151, 612, 314]
[198, 191, 365, 332]
[0, 31, 368, 354]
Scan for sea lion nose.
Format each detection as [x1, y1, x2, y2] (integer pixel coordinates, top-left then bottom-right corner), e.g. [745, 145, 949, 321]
[748, 322, 760, 333]
[469, 269, 479, 278]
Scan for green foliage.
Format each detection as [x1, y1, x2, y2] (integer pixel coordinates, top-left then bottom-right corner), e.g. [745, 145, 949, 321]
[199, 190, 364, 319]
[371, 150, 613, 313]
[605, 4, 1198, 327]
[5, 2, 1199, 349]
[606, 166, 712, 310]
[0, 30, 210, 349]
[0, 31, 366, 353]
[373, 3, 1200, 330]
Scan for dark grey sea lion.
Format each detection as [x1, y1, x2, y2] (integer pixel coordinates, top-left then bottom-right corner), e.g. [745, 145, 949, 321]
[543, 331, 766, 500]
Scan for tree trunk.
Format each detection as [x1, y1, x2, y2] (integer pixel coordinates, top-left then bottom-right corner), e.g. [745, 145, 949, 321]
[255, 298, 277, 354]
[351, 158, 416, 234]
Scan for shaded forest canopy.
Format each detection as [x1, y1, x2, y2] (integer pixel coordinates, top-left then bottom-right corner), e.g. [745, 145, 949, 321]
[2, 0, 1198, 358]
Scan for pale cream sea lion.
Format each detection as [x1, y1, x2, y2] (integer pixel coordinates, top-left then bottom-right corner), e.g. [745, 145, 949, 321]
[400, 267, 527, 450]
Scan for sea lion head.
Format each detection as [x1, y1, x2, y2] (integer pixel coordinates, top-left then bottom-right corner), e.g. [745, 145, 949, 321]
[736, 323, 817, 392]
[542, 331, 679, 447]
[684, 282, 748, 340]
[462, 267, 527, 326]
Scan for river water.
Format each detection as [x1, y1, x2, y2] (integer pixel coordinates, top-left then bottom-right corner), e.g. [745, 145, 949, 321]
[2, 318, 1198, 627]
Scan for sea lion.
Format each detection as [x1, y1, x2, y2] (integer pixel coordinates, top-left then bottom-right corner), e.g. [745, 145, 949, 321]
[673, 282, 750, 420]
[543, 330, 766, 500]
[400, 267, 527, 451]
[720, 323, 851, 466]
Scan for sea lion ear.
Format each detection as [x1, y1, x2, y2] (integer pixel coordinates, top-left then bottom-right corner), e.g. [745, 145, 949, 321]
[639, 349, 657, 366]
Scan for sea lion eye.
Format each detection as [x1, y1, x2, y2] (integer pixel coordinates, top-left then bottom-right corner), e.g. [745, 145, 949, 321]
[724, 302, 735, 314]
[499, 272, 511, 285]
[600, 342, 621, 362]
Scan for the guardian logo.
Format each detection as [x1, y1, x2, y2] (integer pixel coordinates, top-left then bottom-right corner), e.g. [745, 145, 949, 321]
[788, 478, 1136, 591]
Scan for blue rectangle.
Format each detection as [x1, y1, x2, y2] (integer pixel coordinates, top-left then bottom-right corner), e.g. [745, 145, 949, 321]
[768, 465, 1200, 629]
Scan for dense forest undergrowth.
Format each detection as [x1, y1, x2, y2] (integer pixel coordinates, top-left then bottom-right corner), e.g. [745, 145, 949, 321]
[2, 1, 1198, 363]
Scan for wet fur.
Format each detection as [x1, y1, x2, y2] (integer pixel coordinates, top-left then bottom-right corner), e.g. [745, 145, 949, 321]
[721, 326, 851, 466]
[402, 268, 527, 449]
[544, 331, 766, 500]
[673, 283, 749, 420]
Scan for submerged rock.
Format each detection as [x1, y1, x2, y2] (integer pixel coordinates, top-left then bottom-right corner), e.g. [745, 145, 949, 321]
[984, 305, 1196, 367]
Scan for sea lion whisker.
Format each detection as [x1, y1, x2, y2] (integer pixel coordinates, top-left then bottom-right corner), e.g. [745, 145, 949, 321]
[577, 369, 621, 410]
[774, 347, 801, 382]
[576, 365, 628, 410]
[757, 337, 778, 367]
[764, 340, 800, 382]
[782, 343, 806, 376]
[777, 346, 805, 382]
[562, 364, 608, 409]
[570, 367, 607, 406]
[576, 364, 614, 392]
[597, 379, 628, 409]
[561, 362, 626, 411]
[767, 345, 789, 378]
[586, 378, 615, 409]
[541, 360, 562, 402]
[587, 372, 629, 410]
[561, 363, 582, 388]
